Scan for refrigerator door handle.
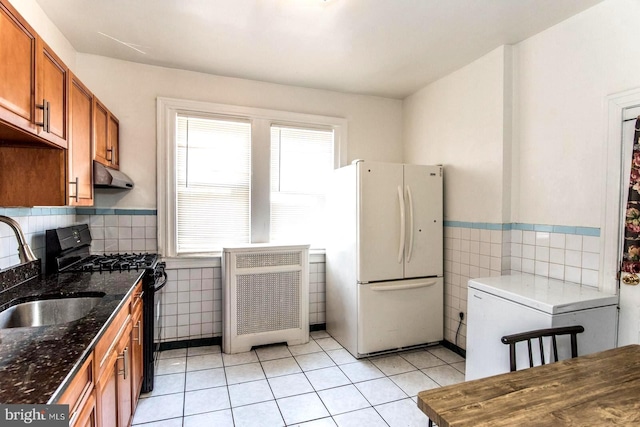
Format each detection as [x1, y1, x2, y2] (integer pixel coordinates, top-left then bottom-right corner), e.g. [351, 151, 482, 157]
[397, 185, 405, 263]
[406, 185, 414, 263]
[371, 279, 438, 291]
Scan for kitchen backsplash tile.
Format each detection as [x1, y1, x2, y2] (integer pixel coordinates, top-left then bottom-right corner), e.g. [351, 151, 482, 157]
[77, 213, 158, 254]
[0, 209, 76, 270]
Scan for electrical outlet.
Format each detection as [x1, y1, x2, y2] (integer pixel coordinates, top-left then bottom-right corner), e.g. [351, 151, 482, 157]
[459, 311, 464, 320]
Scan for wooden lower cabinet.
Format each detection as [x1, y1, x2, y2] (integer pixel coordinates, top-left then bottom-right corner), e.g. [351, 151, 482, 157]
[59, 282, 144, 427]
[96, 347, 117, 427]
[58, 355, 95, 427]
[73, 391, 97, 427]
[96, 320, 133, 427]
[130, 296, 144, 410]
[116, 322, 133, 427]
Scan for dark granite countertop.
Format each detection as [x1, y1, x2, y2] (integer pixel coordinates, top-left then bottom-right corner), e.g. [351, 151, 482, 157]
[0, 267, 145, 404]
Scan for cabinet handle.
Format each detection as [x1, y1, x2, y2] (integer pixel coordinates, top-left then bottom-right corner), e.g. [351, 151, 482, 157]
[106, 148, 113, 162]
[69, 177, 79, 202]
[68, 409, 79, 427]
[35, 100, 50, 132]
[117, 347, 129, 379]
[133, 320, 142, 343]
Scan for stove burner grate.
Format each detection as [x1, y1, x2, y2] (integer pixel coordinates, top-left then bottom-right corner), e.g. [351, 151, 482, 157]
[64, 253, 158, 273]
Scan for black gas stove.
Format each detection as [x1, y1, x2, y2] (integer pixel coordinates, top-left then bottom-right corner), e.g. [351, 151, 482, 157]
[45, 224, 166, 393]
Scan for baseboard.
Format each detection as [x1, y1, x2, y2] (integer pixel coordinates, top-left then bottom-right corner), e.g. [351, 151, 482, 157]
[442, 340, 466, 358]
[310, 323, 326, 332]
[158, 326, 326, 351]
[159, 336, 221, 351]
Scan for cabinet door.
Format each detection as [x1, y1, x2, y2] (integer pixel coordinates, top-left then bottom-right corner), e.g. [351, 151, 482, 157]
[96, 324, 133, 427]
[0, 0, 37, 133]
[68, 74, 94, 206]
[95, 349, 118, 427]
[37, 37, 68, 148]
[116, 322, 133, 427]
[108, 113, 119, 169]
[93, 99, 109, 167]
[72, 391, 96, 427]
[130, 302, 143, 409]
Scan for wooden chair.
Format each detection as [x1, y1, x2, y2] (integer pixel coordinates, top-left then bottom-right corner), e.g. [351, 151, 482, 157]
[501, 325, 585, 372]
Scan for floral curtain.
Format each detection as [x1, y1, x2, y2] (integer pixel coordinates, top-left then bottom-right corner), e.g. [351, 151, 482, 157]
[623, 116, 640, 273]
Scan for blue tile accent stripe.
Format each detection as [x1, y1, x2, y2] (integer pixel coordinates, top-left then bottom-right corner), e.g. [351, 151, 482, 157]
[444, 221, 600, 237]
[76, 208, 157, 216]
[0, 207, 157, 217]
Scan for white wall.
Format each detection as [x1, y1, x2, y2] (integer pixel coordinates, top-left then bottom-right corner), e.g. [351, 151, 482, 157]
[404, 0, 640, 229]
[75, 55, 403, 208]
[513, 0, 640, 227]
[403, 46, 511, 223]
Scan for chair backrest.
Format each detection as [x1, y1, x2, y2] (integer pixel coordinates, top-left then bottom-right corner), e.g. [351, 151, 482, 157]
[500, 325, 584, 372]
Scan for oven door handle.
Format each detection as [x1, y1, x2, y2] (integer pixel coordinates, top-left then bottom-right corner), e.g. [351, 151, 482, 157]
[154, 271, 168, 292]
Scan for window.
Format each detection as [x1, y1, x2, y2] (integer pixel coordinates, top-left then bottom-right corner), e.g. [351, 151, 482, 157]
[176, 116, 251, 253]
[158, 98, 347, 259]
[270, 125, 334, 246]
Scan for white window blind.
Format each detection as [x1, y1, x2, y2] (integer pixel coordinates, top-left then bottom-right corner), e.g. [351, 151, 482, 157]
[176, 115, 251, 253]
[270, 125, 334, 248]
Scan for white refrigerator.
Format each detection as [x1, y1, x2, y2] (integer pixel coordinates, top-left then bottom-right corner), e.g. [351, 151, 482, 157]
[326, 161, 443, 358]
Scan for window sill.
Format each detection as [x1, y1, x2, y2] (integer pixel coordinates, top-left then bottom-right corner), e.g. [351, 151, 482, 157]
[162, 250, 325, 270]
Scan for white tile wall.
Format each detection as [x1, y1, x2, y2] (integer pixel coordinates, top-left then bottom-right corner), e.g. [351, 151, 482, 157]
[443, 227, 503, 351]
[76, 214, 158, 254]
[160, 262, 327, 343]
[444, 225, 602, 351]
[506, 230, 600, 287]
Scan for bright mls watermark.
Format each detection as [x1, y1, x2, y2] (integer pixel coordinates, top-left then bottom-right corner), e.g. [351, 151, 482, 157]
[0, 405, 68, 426]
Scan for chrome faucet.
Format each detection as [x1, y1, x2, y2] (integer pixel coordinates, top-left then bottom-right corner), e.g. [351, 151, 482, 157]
[0, 215, 37, 264]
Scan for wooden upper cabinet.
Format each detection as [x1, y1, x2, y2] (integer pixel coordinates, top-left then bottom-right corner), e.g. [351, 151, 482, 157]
[68, 73, 93, 206]
[0, 0, 68, 148]
[93, 98, 109, 165]
[37, 37, 68, 148]
[0, 0, 37, 133]
[108, 113, 119, 169]
[94, 98, 119, 169]
[0, 145, 66, 206]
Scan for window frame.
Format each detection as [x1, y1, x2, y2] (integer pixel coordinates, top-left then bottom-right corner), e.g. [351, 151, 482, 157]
[157, 97, 348, 266]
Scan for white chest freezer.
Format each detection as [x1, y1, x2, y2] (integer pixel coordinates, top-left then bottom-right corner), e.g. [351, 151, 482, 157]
[465, 274, 618, 381]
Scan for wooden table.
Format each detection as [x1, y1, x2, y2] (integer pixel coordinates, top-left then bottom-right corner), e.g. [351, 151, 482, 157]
[417, 345, 640, 426]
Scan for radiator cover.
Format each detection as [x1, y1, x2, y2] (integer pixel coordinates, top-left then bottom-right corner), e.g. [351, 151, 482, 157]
[222, 244, 310, 353]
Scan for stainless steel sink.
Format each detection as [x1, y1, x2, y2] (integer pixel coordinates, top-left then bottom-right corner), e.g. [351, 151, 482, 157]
[0, 296, 104, 328]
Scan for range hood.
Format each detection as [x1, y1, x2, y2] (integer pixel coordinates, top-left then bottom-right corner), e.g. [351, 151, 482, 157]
[93, 161, 134, 189]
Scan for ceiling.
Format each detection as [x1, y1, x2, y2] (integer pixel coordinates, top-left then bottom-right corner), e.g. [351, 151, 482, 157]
[35, 0, 602, 99]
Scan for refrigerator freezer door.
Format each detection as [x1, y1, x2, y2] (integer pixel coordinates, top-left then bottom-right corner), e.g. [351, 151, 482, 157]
[403, 164, 443, 278]
[357, 277, 444, 355]
[357, 162, 404, 283]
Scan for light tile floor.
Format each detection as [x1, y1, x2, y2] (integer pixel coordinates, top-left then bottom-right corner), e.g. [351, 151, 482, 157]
[132, 331, 465, 427]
